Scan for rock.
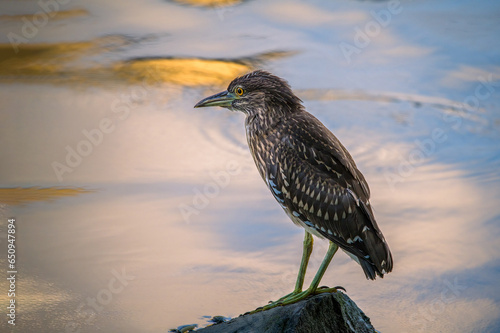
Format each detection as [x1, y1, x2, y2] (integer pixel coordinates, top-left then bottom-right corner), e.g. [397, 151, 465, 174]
[209, 316, 228, 324]
[196, 291, 377, 333]
[169, 324, 198, 332]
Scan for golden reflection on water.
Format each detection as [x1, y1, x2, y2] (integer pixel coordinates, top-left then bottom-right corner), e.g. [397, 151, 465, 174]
[0, 36, 293, 87]
[0, 41, 94, 77]
[0, 39, 250, 86]
[0, 8, 88, 20]
[115, 58, 250, 86]
[0, 187, 92, 206]
[0, 36, 128, 83]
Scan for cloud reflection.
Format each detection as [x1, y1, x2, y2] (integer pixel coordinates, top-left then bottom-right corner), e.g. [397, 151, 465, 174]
[441, 65, 500, 88]
[264, 2, 368, 26]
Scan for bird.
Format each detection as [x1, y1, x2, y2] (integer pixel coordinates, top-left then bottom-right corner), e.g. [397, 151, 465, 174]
[194, 70, 393, 312]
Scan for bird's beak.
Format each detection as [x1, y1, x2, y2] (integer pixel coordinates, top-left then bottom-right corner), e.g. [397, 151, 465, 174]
[194, 90, 236, 108]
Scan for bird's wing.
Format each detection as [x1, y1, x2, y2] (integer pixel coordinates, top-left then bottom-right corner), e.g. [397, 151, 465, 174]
[285, 112, 371, 200]
[270, 112, 392, 279]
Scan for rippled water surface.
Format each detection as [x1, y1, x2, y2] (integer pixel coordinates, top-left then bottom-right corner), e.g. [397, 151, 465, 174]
[1, 0, 499, 332]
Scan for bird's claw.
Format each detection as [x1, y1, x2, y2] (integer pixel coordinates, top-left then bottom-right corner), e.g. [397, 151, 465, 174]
[249, 285, 345, 314]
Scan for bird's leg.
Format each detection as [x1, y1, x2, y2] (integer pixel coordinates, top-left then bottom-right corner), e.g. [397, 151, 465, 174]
[305, 241, 339, 293]
[275, 241, 339, 305]
[250, 232, 313, 314]
[294, 231, 314, 292]
[276, 231, 313, 302]
[252, 241, 338, 313]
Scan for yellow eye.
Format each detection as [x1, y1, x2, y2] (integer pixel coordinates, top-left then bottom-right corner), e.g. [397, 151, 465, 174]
[235, 87, 244, 96]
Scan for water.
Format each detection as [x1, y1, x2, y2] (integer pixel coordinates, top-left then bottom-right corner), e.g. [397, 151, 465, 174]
[0, 0, 499, 332]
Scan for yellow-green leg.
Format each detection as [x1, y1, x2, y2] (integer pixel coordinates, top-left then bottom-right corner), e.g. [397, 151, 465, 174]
[278, 241, 339, 305]
[275, 231, 313, 302]
[252, 237, 339, 313]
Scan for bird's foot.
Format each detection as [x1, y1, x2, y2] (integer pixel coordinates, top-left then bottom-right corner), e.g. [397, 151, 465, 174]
[275, 290, 298, 302]
[249, 286, 345, 314]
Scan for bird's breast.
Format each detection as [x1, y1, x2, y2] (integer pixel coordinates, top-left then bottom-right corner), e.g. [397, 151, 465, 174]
[246, 126, 278, 182]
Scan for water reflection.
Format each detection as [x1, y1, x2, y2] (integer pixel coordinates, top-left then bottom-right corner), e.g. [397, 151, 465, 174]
[169, 0, 243, 7]
[0, 187, 92, 206]
[0, 0, 499, 332]
[0, 36, 293, 87]
[297, 88, 489, 122]
[0, 8, 88, 20]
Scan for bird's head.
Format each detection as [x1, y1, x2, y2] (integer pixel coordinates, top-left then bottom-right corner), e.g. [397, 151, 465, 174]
[194, 70, 303, 116]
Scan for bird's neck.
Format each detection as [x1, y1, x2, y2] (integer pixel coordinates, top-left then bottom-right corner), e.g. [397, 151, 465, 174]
[244, 105, 301, 137]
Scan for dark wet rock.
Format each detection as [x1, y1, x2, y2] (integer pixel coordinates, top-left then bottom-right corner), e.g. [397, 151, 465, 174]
[209, 316, 229, 324]
[169, 324, 197, 332]
[196, 291, 377, 333]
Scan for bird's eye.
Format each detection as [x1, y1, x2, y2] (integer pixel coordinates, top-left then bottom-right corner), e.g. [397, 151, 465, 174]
[235, 87, 244, 96]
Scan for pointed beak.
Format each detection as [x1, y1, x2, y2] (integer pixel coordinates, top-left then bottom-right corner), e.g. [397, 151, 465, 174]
[194, 90, 236, 108]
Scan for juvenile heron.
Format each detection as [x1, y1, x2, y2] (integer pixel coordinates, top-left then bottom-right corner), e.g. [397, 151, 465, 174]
[195, 70, 393, 311]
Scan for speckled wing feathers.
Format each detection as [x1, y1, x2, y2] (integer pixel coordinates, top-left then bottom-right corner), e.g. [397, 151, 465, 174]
[253, 111, 393, 280]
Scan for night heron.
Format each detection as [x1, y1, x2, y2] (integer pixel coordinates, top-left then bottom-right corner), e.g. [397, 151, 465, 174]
[194, 70, 393, 311]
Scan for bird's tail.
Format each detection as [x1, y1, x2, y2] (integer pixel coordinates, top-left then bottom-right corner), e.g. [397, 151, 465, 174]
[359, 236, 393, 280]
